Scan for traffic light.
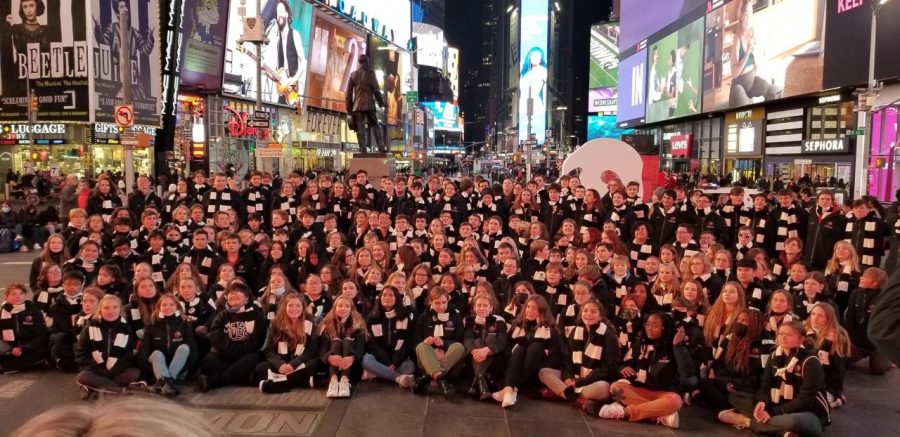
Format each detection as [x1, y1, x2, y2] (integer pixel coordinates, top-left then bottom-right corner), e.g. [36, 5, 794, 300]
[29, 95, 38, 112]
[191, 142, 205, 158]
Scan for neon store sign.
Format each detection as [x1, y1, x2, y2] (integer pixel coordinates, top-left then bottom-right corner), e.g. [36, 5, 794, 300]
[224, 106, 269, 139]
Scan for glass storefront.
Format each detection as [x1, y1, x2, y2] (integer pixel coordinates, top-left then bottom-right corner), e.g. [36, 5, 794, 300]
[637, 117, 723, 176]
[13, 144, 87, 176]
[91, 145, 154, 176]
[868, 105, 899, 202]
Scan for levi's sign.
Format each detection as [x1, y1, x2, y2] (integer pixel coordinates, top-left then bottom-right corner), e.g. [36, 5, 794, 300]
[801, 138, 849, 154]
[670, 134, 692, 157]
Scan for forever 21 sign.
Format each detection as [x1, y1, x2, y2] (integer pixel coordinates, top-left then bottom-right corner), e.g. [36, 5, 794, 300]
[801, 138, 849, 154]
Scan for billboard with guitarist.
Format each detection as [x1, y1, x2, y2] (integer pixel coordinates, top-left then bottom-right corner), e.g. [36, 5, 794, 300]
[222, 0, 312, 106]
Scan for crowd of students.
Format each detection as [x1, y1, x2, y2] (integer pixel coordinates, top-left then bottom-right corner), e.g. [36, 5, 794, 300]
[0, 168, 897, 435]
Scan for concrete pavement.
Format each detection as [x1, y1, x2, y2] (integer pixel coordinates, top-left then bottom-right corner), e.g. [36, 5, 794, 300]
[0, 251, 898, 436]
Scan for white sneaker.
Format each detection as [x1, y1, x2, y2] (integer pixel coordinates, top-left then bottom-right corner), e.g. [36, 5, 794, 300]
[598, 402, 626, 419]
[718, 409, 749, 429]
[501, 389, 517, 408]
[491, 389, 505, 403]
[33, 243, 41, 250]
[338, 379, 351, 397]
[326, 380, 339, 398]
[397, 374, 414, 388]
[657, 412, 679, 428]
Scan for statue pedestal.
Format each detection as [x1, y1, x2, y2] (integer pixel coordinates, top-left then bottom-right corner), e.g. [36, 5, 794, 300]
[349, 154, 395, 182]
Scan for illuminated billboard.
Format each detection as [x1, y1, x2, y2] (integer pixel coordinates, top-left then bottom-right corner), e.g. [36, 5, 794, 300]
[588, 115, 634, 141]
[222, 0, 314, 106]
[519, 0, 549, 143]
[305, 13, 367, 113]
[703, 0, 824, 112]
[589, 22, 619, 113]
[421, 101, 460, 131]
[413, 22, 448, 71]
[645, 17, 703, 124]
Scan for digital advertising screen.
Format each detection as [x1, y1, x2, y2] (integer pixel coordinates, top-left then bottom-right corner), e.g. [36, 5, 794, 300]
[321, 0, 411, 48]
[588, 114, 634, 141]
[222, 0, 313, 106]
[306, 13, 366, 113]
[617, 49, 647, 126]
[367, 35, 403, 125]
[823, 0, 900, 89]
[421, 101, 459, 131]
[702, 0, 825, 112]
[620, 0, 706, 51]
[412, 22, 447, 71]
[645, 17, 703, 124]
[589, 22, 619, 114]
[180, 0, 230, 91]
[589, 88, 617, 113]
[518, 0, 549, 143]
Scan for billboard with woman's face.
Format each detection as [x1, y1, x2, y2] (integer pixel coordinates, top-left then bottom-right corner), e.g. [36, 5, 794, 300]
[518, 0, 548, 143]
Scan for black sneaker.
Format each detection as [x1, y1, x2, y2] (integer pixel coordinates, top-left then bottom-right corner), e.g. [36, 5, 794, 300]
[196, 375, 210, 393]
[411, 375, 430, 395]
[161, 379, 180, 397]
[437, 377, 455, 400]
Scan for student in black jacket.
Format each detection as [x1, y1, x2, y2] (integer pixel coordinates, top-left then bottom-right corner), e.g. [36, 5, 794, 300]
[256, 293, 320, 394]
[49, 270, 87, 372]
[492, 295, 561, 409]
[0, 283, 49, 372]
[198, 282, 267, 392]
[319, 295, 367, 398]
[137, 294, 198, 397]
[463, 293, 509, 401]
[845, 268, 892, 374]
[539, 298, 620, 412]
[74, 295, 141, 399]
[719, 320, 830, 436]
[411, 287, 466, 399]
[805, 190, 846, 270]
[600, 313, 691, 428]
[698, 308, 768, 409]
[805, 302, 851, 409]
[29, 233, 69, 293]
[362, 286, 415, 388]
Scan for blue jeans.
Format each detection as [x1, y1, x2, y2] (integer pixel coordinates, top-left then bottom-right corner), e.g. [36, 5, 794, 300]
[149, 344, 191, 380]
[362, 353, 415, 382]
[730, 391, 824, 436]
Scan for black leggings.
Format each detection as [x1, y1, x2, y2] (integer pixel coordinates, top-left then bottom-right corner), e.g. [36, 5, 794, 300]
[201, 351, 261, 389]
[0, 348, 48, 371]
[328, 338, 356, 378]
[504, 342, 547, 389]
[50, 332, 77, 372]
[698, 377, 733, 409]
[471, 337, 502, 376]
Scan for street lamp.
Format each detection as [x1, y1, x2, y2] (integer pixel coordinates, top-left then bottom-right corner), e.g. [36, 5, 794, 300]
[553, 106, 568, 151]
[855, 0, 892, 199]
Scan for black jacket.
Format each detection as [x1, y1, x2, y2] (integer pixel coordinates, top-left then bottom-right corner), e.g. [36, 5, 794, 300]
[262, 316, 319, 370]
[365, 309, 414, 367]
[0, 301, 49, 354]
[560, 321, 620, 387]
[137, 314, 198, 369]
[208, 305, 268, 360]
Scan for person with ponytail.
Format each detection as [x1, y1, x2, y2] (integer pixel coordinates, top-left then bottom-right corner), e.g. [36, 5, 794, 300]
[463, 293, 509, 401]
[719, 320, 830, 436]
[805, 302, 851, 409]
[319, 295, 367, 398]
[74, 295, 141, 400]
[698, 309, 768, 409]
[256, 293, 320, 394]
[539, 298, 619, 413]
[137, 294, 198, 397]
[362, 286, 415, 389]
